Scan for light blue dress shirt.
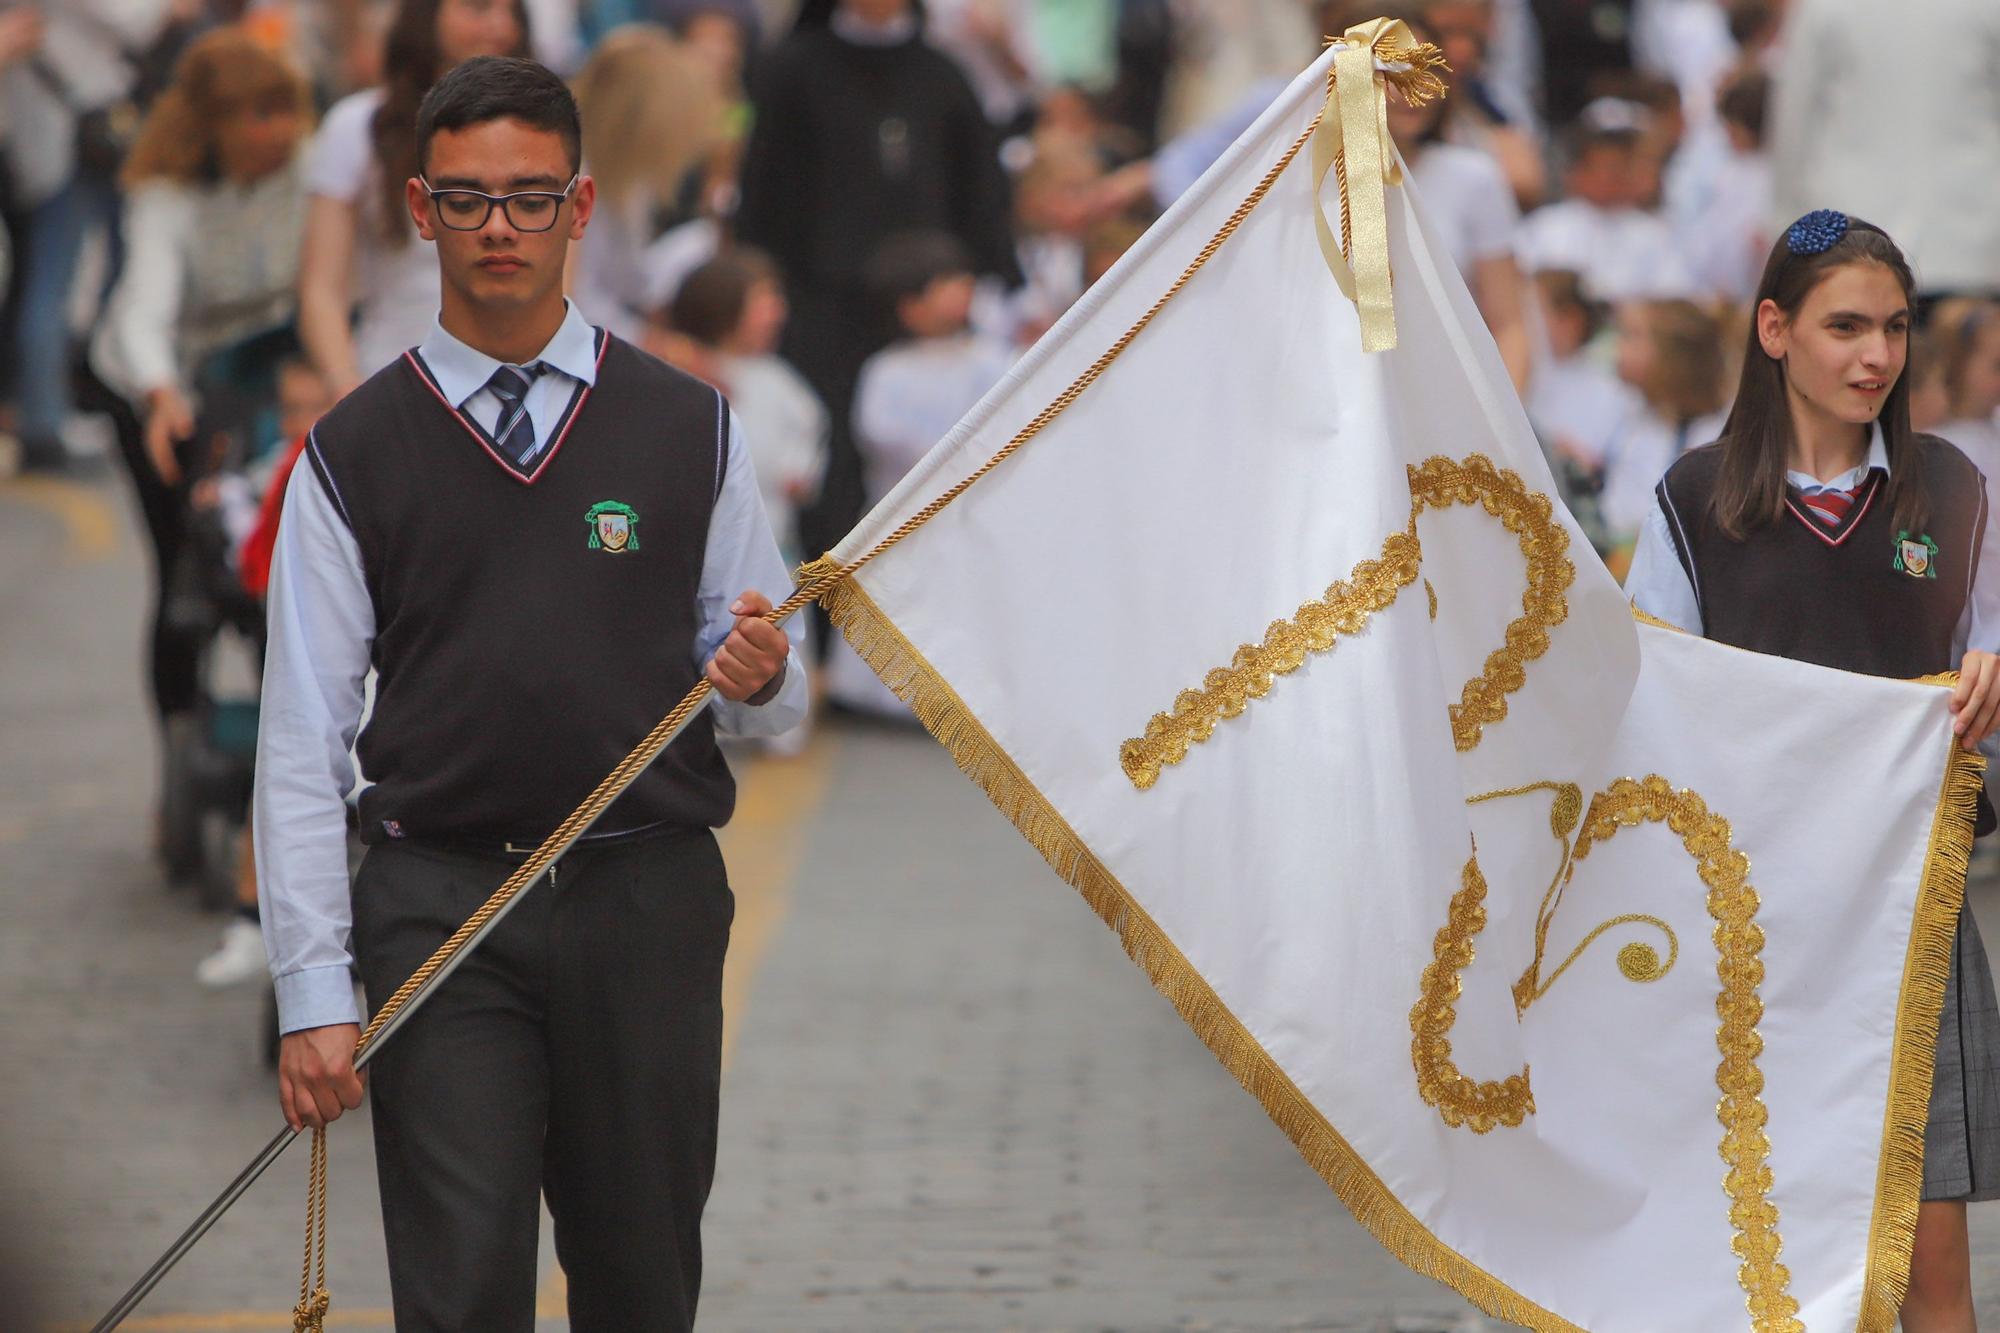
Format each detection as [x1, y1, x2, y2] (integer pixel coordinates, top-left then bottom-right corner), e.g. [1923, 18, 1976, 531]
[254, 301, 809, 1034]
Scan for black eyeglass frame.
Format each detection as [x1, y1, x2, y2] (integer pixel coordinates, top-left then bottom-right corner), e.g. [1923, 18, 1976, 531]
[420, 174, 579, 232]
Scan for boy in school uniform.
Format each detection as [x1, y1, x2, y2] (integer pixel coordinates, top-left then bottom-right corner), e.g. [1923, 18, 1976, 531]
[254, 56, 805, 1331]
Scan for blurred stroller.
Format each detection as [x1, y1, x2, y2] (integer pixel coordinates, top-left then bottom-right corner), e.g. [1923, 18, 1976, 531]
[154, 330, 314, 911]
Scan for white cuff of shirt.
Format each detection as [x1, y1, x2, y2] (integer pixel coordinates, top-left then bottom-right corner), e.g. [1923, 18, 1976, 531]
[711, 653, 810, 738]
[274, 964, 361, 1035]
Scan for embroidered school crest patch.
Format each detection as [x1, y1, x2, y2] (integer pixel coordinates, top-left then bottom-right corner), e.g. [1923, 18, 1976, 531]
[586, 500, 639, 553]
[1894, 530, 1938, 578]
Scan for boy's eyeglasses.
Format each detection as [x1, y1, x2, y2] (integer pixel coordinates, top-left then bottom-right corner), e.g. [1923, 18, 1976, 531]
[421, 175, 578, 232]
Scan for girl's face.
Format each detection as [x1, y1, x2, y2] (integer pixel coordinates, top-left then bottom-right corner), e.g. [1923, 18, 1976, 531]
[435, 0, 521, 69]
[1759, 260, 1909, 429]
[1959, 316, 2000, 420]
[217, 99, 303, 182]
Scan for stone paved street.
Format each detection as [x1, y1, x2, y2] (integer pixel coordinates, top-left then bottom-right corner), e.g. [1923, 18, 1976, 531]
[8, 471, 2000, 1331]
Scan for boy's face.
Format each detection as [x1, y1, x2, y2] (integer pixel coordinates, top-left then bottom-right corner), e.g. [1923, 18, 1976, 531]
[898, 273, 977, 340]
[1566, 141, 1635, 209]
[409, 117, 594, 319]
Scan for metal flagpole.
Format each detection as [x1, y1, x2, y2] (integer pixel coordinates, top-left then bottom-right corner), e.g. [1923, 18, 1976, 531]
[89, 694, 717, 1333]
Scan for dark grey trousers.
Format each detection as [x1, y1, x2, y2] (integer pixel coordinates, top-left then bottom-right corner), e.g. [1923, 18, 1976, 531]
[350, 830, 733, 1331]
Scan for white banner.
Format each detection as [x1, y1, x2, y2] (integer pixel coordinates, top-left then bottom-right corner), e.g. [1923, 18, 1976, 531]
[816, 45, 1979, 1332]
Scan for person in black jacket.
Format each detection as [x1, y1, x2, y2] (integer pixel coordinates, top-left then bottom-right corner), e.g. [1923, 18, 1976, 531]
[735, 0, 1020, 560]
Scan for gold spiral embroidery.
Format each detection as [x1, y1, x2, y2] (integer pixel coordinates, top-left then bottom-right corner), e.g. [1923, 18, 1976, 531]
[1118, 454, 1573, 789]
[1500, 779, 1680, 1016]
[1570, 776, 1802, 1333]
[1409, 850, 1535, 1133]
[1409, 776, 1798, 1331]
[1406, 456, 1576, 753]
[1409, 781, 1574, 1133]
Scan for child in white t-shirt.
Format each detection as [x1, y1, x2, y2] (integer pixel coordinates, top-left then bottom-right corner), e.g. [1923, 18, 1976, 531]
[1517, 99, 1696, 302]
[1675, 68, 1773, 302]
[647, 246, 827, 754]
[974, 141, 1099, 350]
[652, 248, 828, 567]
[1600, 297, 1730, 564]
[1526, 268, 1644, 554]
[827, 233, 1015, 719]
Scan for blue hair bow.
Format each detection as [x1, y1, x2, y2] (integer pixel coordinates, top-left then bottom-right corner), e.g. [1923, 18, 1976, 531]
[1785, 209, 1850, 256]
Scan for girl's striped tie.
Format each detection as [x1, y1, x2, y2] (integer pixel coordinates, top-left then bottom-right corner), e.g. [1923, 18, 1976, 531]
[1800, 486, 1858, 528]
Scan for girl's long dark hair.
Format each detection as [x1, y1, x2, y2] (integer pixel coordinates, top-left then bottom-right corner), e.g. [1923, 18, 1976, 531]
[368, 0, 531, 244]
[1710, 218, 1923, 539]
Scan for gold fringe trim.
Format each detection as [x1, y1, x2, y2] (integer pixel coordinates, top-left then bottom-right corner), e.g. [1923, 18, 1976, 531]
[1857, 736, 1986, 1331]
[820, 574, 1586, 1333]
[1629, 604, 1685, 634]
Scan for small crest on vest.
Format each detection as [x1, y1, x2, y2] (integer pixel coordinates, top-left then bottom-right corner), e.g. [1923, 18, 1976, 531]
[1894, 530, 1939, 579]
[586, 500, 640, 553]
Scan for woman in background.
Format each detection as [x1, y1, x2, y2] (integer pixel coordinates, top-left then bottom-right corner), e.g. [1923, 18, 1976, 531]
[88, 28, 313, 806]
[570, 24, 727, 337]
[295, 0, 527, 394]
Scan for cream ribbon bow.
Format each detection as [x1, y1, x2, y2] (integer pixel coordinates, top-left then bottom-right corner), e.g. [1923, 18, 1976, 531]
[1310, 18, 1449, 352]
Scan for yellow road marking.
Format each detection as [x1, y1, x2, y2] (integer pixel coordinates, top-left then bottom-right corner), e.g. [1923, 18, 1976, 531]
[0, 475, 120, 562]
[716, 732, 834, 1067]
[55, 1310, 397, 1330]
[63, 730, 835, 1332]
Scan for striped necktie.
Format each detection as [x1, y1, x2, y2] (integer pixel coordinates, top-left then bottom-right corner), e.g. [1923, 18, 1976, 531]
[1801, 487, 1857, 527]
[1800, 470, 1879, 528]
[484, 362, 545, 466]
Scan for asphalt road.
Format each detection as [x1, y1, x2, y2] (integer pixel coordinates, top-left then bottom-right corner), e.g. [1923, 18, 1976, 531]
[6, 468, 1999, 1332]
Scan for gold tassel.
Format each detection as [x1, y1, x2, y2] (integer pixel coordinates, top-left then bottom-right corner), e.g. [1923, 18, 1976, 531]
[1311, 20, 1451, 351]
[818, 574, 1586, 1332]
[1859, 736, 1986, 1330]
[1376, 38, 1450, 108]
[292, 1126, 330, 1331]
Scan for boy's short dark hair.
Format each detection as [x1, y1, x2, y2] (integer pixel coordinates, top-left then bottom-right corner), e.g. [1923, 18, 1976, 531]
[416, 56, 582, 176]
[862, 230, 976, 307]
[668, 247, 781, 347]
[1716, 68, 1769, 142]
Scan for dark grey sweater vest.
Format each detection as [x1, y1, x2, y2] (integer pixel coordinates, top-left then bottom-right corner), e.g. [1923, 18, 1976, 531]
[1657, 434, 1992, 833]
[307, 330, 737, 844]
[1656, 435, 1986, 679]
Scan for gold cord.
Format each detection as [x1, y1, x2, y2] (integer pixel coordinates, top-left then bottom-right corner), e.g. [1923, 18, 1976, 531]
[347, 40, 1325, 1076]
[292, 1127, 329, 1332]
[298, 43, 1340, 1312]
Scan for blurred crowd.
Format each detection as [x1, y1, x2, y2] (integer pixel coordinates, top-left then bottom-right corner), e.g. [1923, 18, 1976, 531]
[3, 0, 1998, 986]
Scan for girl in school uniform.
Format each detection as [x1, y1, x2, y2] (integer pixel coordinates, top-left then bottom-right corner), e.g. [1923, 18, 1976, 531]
[1626, 211, 2000, 1333]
